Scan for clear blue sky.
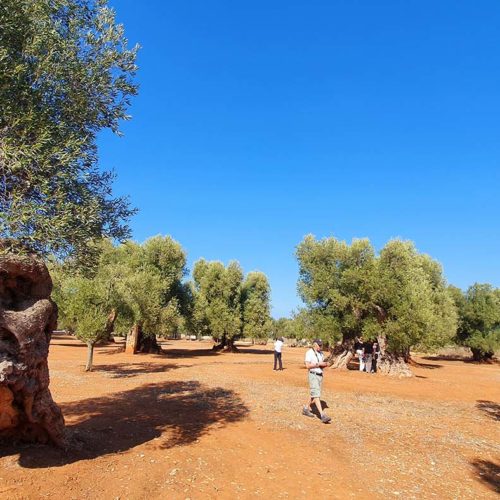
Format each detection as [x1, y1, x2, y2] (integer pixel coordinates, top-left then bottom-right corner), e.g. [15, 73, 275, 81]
[99, 1, 500, 318]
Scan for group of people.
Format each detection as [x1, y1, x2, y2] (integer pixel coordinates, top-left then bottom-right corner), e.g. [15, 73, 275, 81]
[273, 336, 381, 425]
[354, 337, 380, 373]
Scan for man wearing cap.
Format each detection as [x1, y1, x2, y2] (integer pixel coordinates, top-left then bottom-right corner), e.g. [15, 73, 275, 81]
[302, 339, 332, 424]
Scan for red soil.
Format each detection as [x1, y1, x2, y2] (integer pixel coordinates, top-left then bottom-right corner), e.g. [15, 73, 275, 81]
[1, 335, 499, 499]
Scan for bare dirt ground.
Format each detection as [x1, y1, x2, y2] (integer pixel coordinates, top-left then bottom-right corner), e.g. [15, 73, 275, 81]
[1, 335, 499, 499]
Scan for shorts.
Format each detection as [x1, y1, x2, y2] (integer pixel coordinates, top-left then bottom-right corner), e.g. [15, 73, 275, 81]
[308, 371, 323, 398]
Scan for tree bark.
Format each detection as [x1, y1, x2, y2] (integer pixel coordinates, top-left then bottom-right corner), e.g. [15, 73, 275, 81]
[85, 343, 95, 372]
[223, 337, 238, 352]
[104, 308, 117, 342]
[96, 309, 117, 345]
[0, 249, 65, 446]
[212, 334, 238, 352]
[125, 323, 139, 354]
[136, 327, 162, 354]
[470, 348, 494, 363]
[326, 337, 355, 370]
[376, 335, 412, 377]
[327, 333, 413, 376]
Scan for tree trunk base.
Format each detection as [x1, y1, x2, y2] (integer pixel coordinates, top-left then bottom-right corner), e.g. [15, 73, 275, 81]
[376, 354, 413, 377]
[327, 338, 413, 377]
[327, 349, 354, 370]
[137, 332, 162, 354]
[0, 249, 66, 446]
[96, 334, 115, 346]
[212, 340, 238, 352]
[471, 348, 495, 363]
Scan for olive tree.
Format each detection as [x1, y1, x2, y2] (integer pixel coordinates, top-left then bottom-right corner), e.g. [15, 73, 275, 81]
[192, 260, 243, 351]
[450, 284, 500, 362]
[241, 272, 272, 343]
[0, 0, 138, 444]
[296, 235, 457, 376]
[52, 274, 108, 371]
[0, 0, 138, 263]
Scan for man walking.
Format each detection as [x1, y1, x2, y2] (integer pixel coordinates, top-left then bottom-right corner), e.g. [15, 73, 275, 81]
[302, 339, 331, 424]
[273, 337, 284, 370]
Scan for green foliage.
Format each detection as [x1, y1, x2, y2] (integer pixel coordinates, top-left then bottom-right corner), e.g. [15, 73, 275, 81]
[450, 284, 500, 358]
[51, 271, 108, 346]
[374, 240, 457, 353]
[296, 235, 375, 344]
[296, 235, 457, 355]
[0, 0, 138, 262]
[110, 236, 187, 336]
[241, 272, 272, 340]
[272, 317, 294, 339]
[191, 260, 243, 343]
[271, 310, 339, 343]
[52, 236, 188, 340]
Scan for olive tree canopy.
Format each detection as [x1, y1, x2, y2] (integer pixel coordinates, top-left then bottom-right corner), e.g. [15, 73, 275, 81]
[0, 0, 138, 262]
[296, 235, 457, 375]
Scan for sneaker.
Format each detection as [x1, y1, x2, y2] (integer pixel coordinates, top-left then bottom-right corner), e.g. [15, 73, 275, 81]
[320, 414, 332, 424]
[302, 407, 315, 418]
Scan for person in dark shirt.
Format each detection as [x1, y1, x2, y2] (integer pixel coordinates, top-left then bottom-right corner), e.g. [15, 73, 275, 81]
[371, 341, 380, 373]
[364, 341, 374, 373]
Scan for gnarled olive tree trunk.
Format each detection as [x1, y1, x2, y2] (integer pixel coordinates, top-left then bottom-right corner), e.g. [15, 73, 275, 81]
[0, 251, 65, 446]
[326, 338, 355, 370]
[125, 323, 162, 354]
[327, 333, 413, 377]
[212, 334, 238, 352]
[470, 348, 495, 363]
[373, 335, 412, 377]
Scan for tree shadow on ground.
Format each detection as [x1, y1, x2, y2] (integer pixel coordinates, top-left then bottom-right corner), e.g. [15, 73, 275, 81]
[476, 400, 500, 421]
[164, 348, 221, 358]
[98, 346, 126, 355]
[421, 355, 470, 362]
[163, 346, 274, 357]
[470, 459, 500, 493]
[412, 361, 443, 369]
[236, 347, 274, 355]
[94, 362, 186, 378]
[0, 381, 249, 468]
[51, 343, 88, 348]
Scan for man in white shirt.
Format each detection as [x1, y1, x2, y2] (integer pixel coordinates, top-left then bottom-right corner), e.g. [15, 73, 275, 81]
[302, 339, 331, 424]
[273, 337, 284, 370]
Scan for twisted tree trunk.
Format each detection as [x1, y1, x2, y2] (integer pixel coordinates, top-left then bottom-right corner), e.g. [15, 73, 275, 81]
[0, 250, 65, 446]
[327, 333, 413, 377]
[104, 308, 117, 342]
[326, 339, 355, 370]
[136, 329, 162, 354]
[375, 335, 412, 377]
[470, 348, 494, 363]
[212, 334, 238, 352]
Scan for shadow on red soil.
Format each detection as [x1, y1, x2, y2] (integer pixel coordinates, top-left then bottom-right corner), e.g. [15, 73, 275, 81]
[0, 381, 249, 468]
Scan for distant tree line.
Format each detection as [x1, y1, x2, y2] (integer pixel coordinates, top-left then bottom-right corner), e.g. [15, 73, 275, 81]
[52, 233, 499, 373]
[51, 237, 272, 369]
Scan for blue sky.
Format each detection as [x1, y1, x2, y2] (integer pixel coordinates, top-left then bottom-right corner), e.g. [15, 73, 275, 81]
[99, 1, 500, 317]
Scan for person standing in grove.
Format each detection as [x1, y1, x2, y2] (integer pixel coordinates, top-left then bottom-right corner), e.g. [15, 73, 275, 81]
[364, 340, 374, 373]
[302, 339, 332, 424]
[354, 336, 365, 372]
[273, 337, 284, 370]
[371, 341, 380, 373]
